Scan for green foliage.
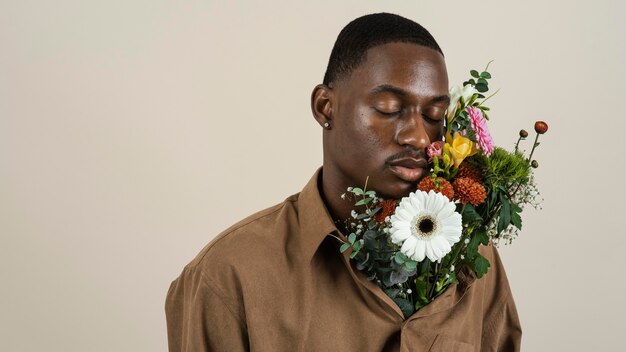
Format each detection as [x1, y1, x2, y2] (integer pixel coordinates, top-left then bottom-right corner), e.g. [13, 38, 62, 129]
[466, 228, 489, 261]
[473, 253, 491, 278]
[460, 204, 483, 225]
[484, 147, 531, 189]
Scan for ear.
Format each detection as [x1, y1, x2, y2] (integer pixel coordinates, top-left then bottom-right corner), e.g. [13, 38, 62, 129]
[310, 84, 333, 128]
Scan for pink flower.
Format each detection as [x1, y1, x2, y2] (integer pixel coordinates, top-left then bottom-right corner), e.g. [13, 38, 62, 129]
[426, 141, 444, 162]
[466, 106, 494, 156]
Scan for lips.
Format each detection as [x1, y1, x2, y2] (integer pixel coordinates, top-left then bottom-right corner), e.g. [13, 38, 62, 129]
[388, 158, 429, 183]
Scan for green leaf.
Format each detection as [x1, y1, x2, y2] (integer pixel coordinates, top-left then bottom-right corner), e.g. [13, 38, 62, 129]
[475, 83, 488, 93]
[511, 210, 522, 230]
[404, 260, 418, 272]
[510, 203, 523, 229]
[348, 233, 356, 244]
[384, 288, 400, 299]
[352, 240, 362, 252]
[339, 243, 350, 253]
[352, 187, 364, 195]
[415, 276, 429, 301]
[470, 69, 479, 78]
[392, 297, 415, 319]
[462, 204, 483, 223]
[466, 228, 488, 260]
[365, 190, 376, 197]
[394, 252, 406, 265]
[477, 78, 488, 86]
[497, 198, 511, 233]
[480, 71, 492, 79]
[473, 254, 491, 278]
[418, 258, 431, 275]
[356, 212, 370, 220]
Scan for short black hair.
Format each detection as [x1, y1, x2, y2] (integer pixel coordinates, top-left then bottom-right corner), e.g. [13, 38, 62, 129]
[322, 13, 443, 86]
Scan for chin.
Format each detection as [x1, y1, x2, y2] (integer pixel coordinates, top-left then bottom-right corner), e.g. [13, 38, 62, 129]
[375, 181, 417, 200]
[374, 171, 430, 200]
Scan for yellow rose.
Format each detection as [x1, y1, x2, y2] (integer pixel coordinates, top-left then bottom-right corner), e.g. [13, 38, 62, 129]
[445, 131, 478, 168]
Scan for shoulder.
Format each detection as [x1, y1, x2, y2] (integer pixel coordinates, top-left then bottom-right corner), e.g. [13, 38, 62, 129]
[476, 243, 515, 302]
[182, 192, 301, 281]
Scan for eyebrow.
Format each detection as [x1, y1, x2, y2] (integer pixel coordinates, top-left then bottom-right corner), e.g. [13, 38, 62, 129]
[369, 84, 450, 105]
[370, 84, 408, 98]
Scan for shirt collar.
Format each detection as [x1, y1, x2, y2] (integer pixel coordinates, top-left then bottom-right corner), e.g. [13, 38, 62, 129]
[297, 167, 341, 260]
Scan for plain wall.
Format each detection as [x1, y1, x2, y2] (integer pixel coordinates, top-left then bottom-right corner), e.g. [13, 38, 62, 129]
[1, 0, 624, 351]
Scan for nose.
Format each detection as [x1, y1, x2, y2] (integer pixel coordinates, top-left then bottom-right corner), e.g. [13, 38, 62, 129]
[395, 112, 431, 151]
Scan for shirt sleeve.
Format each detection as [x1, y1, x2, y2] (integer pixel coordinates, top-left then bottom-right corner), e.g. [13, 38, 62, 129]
[480, 244, 523, 352]
[165, 265, 249, 352]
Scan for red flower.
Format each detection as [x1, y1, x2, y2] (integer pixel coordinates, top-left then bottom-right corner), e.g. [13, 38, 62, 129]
[534, 121, 549, 134]
[374, 199, 398, 223]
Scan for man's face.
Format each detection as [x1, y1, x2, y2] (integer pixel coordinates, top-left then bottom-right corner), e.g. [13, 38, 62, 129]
[326, 42, 449, 199]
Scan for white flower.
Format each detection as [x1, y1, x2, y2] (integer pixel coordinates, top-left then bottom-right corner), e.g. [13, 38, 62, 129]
[389, 190, 462, 262]
[406, 289, 412, 294]
[447, 84, 476, 121]
[450, 264, 455, 272]
[351, 210, 358, 219]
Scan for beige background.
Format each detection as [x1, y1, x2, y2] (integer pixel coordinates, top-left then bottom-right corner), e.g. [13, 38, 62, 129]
[1, 0, 624, 351]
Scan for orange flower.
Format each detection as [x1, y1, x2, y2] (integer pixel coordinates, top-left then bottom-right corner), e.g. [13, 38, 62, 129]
[417, 177, 455, 201]
[453, 177, 487, 206]
[374, 199, 398, 223]
[457, 162, 483, 182]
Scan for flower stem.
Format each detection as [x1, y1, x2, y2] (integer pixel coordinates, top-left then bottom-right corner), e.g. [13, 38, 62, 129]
[479, 88, 500, 106]
[428, 261, 440, 299]
[514, 135, 524, 153]
[527, 133, 540, 161]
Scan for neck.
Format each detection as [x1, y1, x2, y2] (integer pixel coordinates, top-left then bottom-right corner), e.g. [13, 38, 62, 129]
[319, 165, 354, 232]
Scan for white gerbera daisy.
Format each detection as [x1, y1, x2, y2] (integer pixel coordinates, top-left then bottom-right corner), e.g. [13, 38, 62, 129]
[389, 190, 462, 262]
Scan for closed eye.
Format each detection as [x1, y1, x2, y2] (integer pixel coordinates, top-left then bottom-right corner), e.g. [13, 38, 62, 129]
[422, 114, 444, 124]
[375, 109, 402, 117]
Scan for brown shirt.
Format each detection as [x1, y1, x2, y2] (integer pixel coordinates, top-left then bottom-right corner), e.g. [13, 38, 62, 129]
[165, 169, 522, 352]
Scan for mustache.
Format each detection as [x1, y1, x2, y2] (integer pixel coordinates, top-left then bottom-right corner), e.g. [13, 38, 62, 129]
[384, 148, 428, 165]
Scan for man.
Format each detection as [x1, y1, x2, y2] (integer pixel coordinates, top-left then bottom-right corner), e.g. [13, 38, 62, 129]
[166, 13, 522, 352]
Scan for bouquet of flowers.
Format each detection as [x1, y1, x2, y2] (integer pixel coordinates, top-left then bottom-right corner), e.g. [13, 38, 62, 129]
[335, 62, 548, 318]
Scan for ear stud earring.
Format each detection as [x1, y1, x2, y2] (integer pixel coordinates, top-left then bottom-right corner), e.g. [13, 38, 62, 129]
[323, 122, 330, 129]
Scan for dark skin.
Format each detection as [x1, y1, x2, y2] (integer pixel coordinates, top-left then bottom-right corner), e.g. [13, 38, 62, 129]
[311, 42, 449, 226]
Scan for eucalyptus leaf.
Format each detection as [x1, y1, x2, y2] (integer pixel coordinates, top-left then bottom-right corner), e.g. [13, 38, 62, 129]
[470, 69, 479, 78]
[339, 243, 350, 253]
[480, 71, 492, 79]
[475, 83, 488, 93]
[393, 297, 415, 319]
[404, 260, 418, 272]
[384, 288, 400, 299]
